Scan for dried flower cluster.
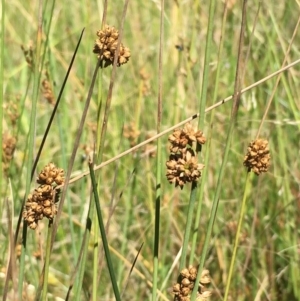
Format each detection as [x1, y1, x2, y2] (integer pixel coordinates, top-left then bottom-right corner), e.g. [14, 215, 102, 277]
[168, 123, 206, 153]
[21, 43, 34, 69]
[4, 98, 19, 126]
[2, 133, 16, 173]
[166, 123, 206, 189]
[123, 125, 156, 157]
[93, 25, 131, 68]
[23, 163, 64, 230]
[140, 68, 151, 96]
[243, 139, 270, 175]
[173, 266, 211, 301]
[42, 79, 55, 105]
[42, 72, 55, 105]
[123, 122, 141, 147]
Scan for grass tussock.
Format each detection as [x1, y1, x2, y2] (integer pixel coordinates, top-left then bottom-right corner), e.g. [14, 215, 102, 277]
[1, 1, 300, 301]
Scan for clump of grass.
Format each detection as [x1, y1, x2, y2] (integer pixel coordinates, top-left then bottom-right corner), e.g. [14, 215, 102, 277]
[1, 1, 300, 301]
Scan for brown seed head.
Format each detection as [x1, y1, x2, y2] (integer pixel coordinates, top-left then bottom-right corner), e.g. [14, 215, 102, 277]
[166, 149, 204, 189]
[181, 287, 191, 296]
[93, 25, 130, 68]
[123, 123, 141, 147]
[173, 266, 211, 301]
[200, 269, 211, 285]
[42, 77, 55, 105]
[173, 283, 181, 294]
[21, 43, 34, 69]
[2, 133, 16, 174]
[24, 163, 64, 230]
[181, 278, 191, 287]
[37, 162, 65, 185]
[183, 123, 206, 147]
[243, 139, 271, 175]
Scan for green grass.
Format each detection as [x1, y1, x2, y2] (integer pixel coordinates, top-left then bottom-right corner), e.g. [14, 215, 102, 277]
[1, 1, 300, 300]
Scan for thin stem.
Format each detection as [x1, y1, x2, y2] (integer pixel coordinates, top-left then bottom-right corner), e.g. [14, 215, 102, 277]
[190, 0, 228, 266]
[88, 160, 121, 301]
[19, 0, 44, 298]
[223, 172, 251, 300]
[197, 0, 216, 130]
[0, 0, 5, 197]
[179, 182, 197, 271]
[152, 0, 164, 300]
[41, 221, 53, 301]
[178, 0, 216, 275]
[71, 192, 93, 300]
[98, 0, 130, 161]
[190, 1, 247, 300]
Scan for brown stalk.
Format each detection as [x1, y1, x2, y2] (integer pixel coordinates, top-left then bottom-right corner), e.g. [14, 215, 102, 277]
[98, 0, 130, 162]
[230, 0, 247, 118]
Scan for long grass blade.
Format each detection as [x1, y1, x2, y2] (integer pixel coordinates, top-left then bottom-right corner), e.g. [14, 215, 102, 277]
[0, 0, 4, 202]
[18, 1, 44, 298]
[88, 159, 121, 301]
[178, 0, 217, 273]
[41, 221, 53, 301]
[189, 0, 229, 266]
[152, 0, 164, 300]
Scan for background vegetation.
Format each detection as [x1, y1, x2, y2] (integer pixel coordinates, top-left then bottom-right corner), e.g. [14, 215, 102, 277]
[1, 0, 300, 300]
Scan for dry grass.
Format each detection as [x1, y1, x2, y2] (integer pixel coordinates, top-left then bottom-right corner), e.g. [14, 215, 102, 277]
[1, 1, 300, 300]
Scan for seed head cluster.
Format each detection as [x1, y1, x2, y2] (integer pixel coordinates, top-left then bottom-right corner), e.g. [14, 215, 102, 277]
[166, 123, 206, 189]
[172, 266, 211, 301]
[23, 163, 64, 230]
[2, 133, 16, 174]
[168, 123, 206, 154]
[123, 122, 141, 147]
[42, 71, 55, 105]
[21, 43, 34, 69]
[93, 25, 131, 68]
[4, 98, 19, 126]
[243, 139, 270, 175]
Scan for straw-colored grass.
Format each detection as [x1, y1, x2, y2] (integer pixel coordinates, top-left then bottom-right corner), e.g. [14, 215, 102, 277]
[1, 1, 300, 300]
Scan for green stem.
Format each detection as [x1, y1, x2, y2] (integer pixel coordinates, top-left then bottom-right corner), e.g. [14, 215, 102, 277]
[0, 0, 4, 197]
[74, 197, 94, 301]
[179, 0, 216, 276]
[41, 221, 53, 301]
[88, 161, 121, 301]
[19, 1, 44, 298]
[152, 0, 164, 298]
[92, 209, 99, 301]
[197, 0, 216, 129]
[189, 0, 228, 265]
[223, 172, 251, 300]
[179, 182, 197, 271]
[190, 1, 247, 299]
